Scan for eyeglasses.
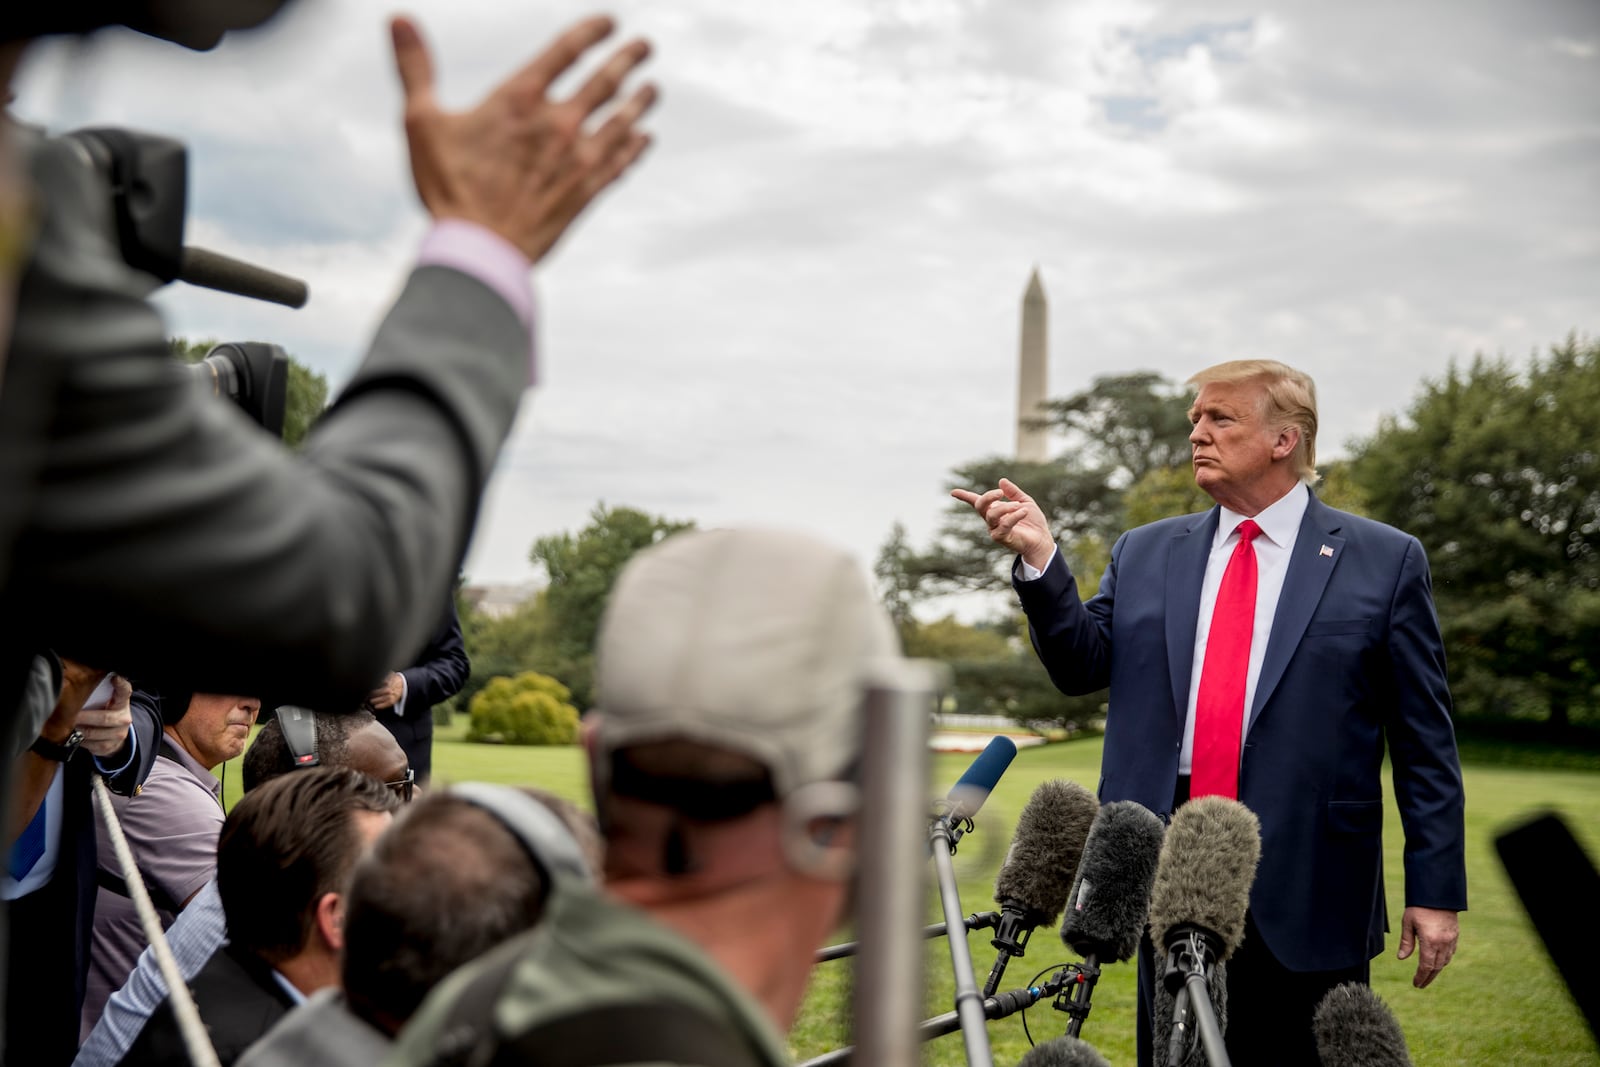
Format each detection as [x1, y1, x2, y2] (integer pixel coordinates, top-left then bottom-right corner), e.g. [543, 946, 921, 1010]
[386, 768, 416, 803]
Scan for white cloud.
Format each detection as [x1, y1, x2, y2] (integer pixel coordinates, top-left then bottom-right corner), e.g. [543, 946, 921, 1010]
[13, 0, 1598, 614]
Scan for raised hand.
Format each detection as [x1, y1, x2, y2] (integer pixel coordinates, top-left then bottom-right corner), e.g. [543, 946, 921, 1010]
[74, 673, 133, 758]
[950, 477, 1055, 571]
[391, 14, 658, 262]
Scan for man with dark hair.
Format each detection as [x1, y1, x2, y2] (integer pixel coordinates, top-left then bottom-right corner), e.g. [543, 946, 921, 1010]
[241, 708, 410, 796]
[116, 767, 397, 1066]
[83, 693, 259, 1034]
[236, 788, 601, 1065]
[343, 789, 598, 1035]
[77, 708, 411, 1067]
[391, 529, 899, 1067]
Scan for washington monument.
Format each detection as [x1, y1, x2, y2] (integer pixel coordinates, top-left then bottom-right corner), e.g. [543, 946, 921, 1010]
[1015, 268, 1049, 462]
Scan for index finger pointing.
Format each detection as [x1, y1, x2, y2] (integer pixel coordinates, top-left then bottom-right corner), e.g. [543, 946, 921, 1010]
[505, 15, 617, 99]
[951, 489, 982, 506]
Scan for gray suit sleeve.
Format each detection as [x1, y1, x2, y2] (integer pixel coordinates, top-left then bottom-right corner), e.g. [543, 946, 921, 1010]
[1, 133, 528, 710]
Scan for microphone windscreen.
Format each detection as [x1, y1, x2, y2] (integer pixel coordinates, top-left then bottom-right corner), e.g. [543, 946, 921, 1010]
[179, 246, 309, 309]
[1015, 1036, 1111, 1067]
[1313, 983, 1413, 1067]
[1147, 796, 1260, 959]
[1153, 960, 1228, 1067]
[994, 780, 1099, 924]
[1061, 800, 1165, 962]
[946, 735, 1018, 821]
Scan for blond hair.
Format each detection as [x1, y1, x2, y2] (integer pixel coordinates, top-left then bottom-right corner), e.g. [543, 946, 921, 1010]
[1186, 360, 1319, 484]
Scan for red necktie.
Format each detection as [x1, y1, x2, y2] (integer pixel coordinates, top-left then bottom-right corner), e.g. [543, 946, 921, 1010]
[1191, 519, 1261, 800]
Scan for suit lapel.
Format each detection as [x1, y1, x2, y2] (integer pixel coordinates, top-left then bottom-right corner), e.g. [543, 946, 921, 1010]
[1165, 508, 1219, 729]
[1248, 496, 1345, 734]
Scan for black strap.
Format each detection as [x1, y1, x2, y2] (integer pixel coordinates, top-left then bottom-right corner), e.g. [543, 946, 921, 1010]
[95, 865, 184, 915]
[430, 947, 762, 1067]
[158, 735, 187, 766]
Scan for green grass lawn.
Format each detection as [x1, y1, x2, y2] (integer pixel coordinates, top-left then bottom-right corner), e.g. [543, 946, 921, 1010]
[218, 720, 1600, 1065]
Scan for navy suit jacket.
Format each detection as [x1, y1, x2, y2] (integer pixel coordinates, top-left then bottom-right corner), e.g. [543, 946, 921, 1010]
[1016, 494, 1467, 971]
[118, 944, 295, 1067]
[383, 605, 469, 781]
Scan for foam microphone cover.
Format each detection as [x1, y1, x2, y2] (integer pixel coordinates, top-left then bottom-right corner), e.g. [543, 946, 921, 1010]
[1313, 983, 1414, 1067]
[1060, 800, 1165, 962]
[1153, 959, 1228, 1067]
[1015, 1036, 1112, 1067]
[994, 780, 1100, 924]
[1147, 796, 1260, 959]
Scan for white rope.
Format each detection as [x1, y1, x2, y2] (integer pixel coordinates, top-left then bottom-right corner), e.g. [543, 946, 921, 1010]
[91, 774, 221, 1067]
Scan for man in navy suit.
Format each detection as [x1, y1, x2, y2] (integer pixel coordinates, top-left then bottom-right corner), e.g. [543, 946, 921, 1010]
[955, 360, 1466, 1065]
[364, 605, 468, 785]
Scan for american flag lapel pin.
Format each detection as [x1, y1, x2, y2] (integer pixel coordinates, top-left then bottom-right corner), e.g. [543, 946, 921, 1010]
[1319, 544, 1334, 558]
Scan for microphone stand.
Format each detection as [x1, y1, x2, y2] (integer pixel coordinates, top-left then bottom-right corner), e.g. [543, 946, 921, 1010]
[816, 912, 1001, 963]
[930, 811, 996, 1067]
[982, 907, 1034, 996]
[797, 969, 1075, 1067]
[1163, 928, 1231, 1067]
[1057, 953, 1101, 1037]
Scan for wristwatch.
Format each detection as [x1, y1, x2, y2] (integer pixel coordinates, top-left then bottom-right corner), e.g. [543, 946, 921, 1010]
[31, 729, 85, 762]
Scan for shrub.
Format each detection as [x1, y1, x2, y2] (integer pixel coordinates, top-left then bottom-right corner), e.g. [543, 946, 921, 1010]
[466, 672, 580, 746]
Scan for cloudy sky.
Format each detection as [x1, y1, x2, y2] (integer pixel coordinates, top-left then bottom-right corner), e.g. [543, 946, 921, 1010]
[15, 0, 1599, 611]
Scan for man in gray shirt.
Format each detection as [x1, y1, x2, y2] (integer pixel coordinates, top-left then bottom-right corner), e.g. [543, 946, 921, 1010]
[75, 708, 411, 1067]
[83, 693, 260, 1037]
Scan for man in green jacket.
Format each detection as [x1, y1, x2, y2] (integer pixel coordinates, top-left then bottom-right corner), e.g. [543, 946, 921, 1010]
[389, 528, 902, 1067]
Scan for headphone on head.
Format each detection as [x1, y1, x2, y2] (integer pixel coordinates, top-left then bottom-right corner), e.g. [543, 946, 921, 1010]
[274, 705, 321, 768]
[448, 782, 594, 886]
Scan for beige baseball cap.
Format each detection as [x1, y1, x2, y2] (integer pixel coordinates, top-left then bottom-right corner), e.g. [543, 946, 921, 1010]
[592, 527, 901, 799]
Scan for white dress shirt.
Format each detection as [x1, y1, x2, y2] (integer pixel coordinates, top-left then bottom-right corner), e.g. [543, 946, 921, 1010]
[1180, 482, 1308, 772]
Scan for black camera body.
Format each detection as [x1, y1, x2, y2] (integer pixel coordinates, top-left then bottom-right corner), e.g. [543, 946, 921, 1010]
[2, 1, 294, 51]
[192, 342, 289, 438]
[64, 126, 306, 436]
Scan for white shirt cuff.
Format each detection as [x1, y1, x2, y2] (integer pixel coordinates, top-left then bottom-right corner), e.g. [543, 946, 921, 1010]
[1017, 547, 1057, 582]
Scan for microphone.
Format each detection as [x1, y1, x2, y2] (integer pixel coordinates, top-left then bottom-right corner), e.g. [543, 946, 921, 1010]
[1313, 983, 1414, 1067]
[1057, 800, 1166, 1035]
[1016, 1036, 1112, 1067]
[1148, 796, 1261, 1067]
[942, 735, 1019, 826]
[179, 246, 309, 308]
[928, 735, 1019, 1067]
[984, 780, 1100, 994]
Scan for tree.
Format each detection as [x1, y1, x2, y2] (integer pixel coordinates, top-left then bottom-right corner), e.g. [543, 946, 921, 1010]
[170, 337, 329, 448]
[458, 597, 553, 714]
[903, 373, 1192, 601]
[1348, 337, 1600, 732]
[874, 521, 919, 629]
[1042, 370, 1195, 486]
[467, 671, 580, 745]
[529, 504, 695, 708]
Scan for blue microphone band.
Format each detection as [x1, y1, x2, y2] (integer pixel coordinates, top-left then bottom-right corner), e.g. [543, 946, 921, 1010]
[946, 735, 1018, 821]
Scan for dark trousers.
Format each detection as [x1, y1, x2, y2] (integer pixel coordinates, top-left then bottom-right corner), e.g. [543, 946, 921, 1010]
[1137, 777, 1370, 1066]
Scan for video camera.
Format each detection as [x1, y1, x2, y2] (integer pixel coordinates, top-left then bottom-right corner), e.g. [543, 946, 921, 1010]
[1, 1, 293, 51]
[62, 126, 308, 436]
